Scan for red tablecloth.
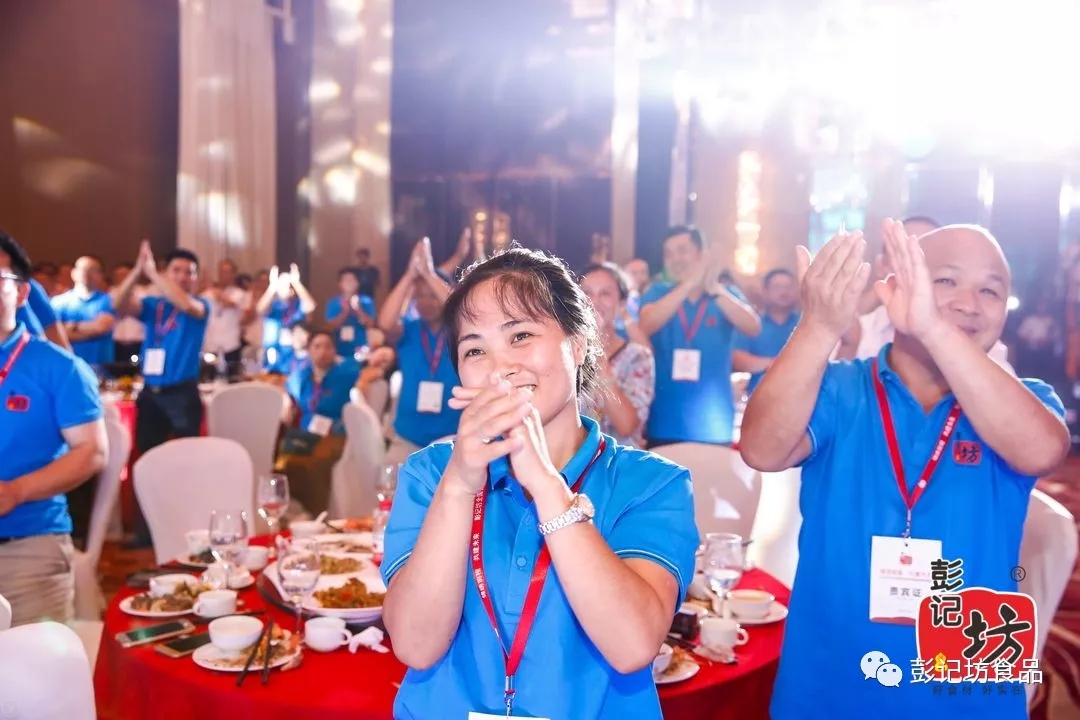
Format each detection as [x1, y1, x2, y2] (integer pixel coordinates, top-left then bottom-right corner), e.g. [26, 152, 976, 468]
[94, 554, 787, 720]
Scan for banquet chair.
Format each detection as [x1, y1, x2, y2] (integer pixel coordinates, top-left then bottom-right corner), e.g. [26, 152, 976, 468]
[207, 381, 284, 479]
[329, 400, 388, 519]
[70, 620, 103, 669]
[133, 437, 255, 565]
[363, 378, 390, 420]
[0, 593, 10, 630]
[649, 443, 762, 543]
[1020, 488, 1078, 661]
[0, 621, 95, 719]
[73, 417, 131, 620]
[385, 370, 403, 440]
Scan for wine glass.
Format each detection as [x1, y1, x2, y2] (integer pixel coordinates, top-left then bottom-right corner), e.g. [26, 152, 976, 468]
[257, 474, 290, 552]
[209, 510, 249, 584]
[277, 542, 321, 637]
[703, 532, 745, 610]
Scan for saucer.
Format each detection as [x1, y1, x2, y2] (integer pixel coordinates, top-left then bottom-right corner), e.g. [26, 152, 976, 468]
[654, 659, 700, 685]
[730, 601, 788, 626]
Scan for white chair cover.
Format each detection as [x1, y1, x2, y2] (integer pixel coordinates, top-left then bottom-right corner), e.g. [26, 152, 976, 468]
[0, 621, 95, 719]
[329, 400, 387, 519]
[1020, 488, 1078, 659]
[0, 593, 10, 631]
[70, 620, 103, 670]
[133, 437, 255, 565]
[649, 443, 762, 543]
[73, 418, 131, 620]
[207, 382, 285, 479]
[363, 378, 390, 420]
[746, 466, 803, 588]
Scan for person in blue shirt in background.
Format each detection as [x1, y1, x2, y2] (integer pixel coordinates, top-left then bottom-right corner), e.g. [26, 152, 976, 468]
[0, 231, 107, 627]
[17, 273, 72, 351]
[739, 221, 1070, 720]
[324, 268, 376, 360]
[731, 267, 800, 396]
[50, 255, 116, 374]
[377, 238, 461, 465]
[255, 263, 317, 373]
[380, 246, 698, 719]
[638, 226, 761, 447]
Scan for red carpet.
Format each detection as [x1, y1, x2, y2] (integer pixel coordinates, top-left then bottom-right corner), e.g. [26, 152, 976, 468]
[1030, 464, 1080, 720]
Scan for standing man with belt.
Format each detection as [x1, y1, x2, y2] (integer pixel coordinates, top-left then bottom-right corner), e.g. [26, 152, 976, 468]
[0, 231, 107, 626]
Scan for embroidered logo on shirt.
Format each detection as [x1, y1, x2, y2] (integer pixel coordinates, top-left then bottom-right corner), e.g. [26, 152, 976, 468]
[953, 440, 982, 465]
[706, 316, 717, 327]
[5, 394, 29, 412]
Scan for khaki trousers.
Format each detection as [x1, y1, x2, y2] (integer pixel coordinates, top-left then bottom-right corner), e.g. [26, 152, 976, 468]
[0, 534, 75, 627]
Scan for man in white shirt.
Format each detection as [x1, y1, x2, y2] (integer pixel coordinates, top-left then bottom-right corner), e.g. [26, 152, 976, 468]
[201, 259, 249, 377]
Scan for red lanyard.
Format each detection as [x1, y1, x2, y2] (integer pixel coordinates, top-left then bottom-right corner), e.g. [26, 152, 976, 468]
[153, 302, 181, 345]
[0, 332, 30, 389]
[282, 298, 301, 326]
[471, 439, 606, 715]
[677, 298, 708, 345]
[307, 373, 324, 414]
[420, 326, 445, 378]
[871, 359, 961, 538]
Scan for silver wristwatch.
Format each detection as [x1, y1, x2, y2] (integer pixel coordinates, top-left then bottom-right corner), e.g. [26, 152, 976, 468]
[538, 493, 595, 536]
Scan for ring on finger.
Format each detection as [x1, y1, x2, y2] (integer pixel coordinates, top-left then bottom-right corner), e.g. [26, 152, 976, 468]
[479, 434, 494, 445]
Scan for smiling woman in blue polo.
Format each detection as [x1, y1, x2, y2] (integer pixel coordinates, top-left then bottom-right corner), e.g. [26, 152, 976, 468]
[740, 221, 1069, 720]
[380, 247, 698, 719]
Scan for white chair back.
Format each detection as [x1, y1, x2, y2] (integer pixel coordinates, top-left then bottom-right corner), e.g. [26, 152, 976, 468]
[0, 593, 10, 630]
[649, 442, 762, 543]
[1020, 488, 1078, 661]
[364, 378, 390, 419]
[389, 370, 403, 400]
[0, 621, 95, 719]
[133, 437, 255, 565]
[207, 382, 285, 479]
[329, 400, 387, 518]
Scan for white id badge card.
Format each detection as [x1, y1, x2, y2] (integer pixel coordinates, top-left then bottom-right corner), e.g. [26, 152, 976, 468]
[307, 415, 332, 436]
[417, 381, 444, 413]
[340, 326, 355, 342]
[469, 714, 550, 720]
[143, 348, 166, 376]
[869, 535, 942, 625]
[279, 328, 293, 347]
[672, 348, 701, 382]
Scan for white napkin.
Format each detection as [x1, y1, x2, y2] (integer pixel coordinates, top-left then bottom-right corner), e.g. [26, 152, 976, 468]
[349, 626, 389, 654]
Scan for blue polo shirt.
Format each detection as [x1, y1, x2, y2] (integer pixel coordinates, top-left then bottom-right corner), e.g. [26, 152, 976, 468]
[324, 294, 375, 359]
[643, 282, 745, 444]
[392, 319, 461, 446]
[138, 296, 210, 387]
[16, 279, 56, 336]
[771, 344, 1065, 720]
[285, 359, 361, 435]
[382, 416, 698, 719]
[732, 310, 799, 394]
[0, 324, 103, 538]
[50, 289, 116, 367]
[263, 297, 306, 373]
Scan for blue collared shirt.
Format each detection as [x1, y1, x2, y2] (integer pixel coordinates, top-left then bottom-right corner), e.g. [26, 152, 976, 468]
[642, 282, 745, 444]
[770, 344, 1065, 720]
[382, 415, 699, 719]
[324, 295, 375, 359]
[392, 319, 461, 446]
[138, 296, 210, 387]
[0, 324, 103, 538]
[262, 297, 306, 373]
[50, 289, 116, 368]
[732, 310, 799, 395]
[285, 359, 361, 435]
[16, 279, 56, 336]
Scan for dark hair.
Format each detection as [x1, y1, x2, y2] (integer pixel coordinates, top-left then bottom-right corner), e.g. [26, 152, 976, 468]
[338, 268, 360, 282]
[763, 268, 795, 287]
[0, 230, 33, 281]
[165, 249, 200, 268]
[443, 246, 601, 398]
[663, 225, 704, 250]
[580, 261, 631, 301]
[901, 215, 940, 230]
[219, 258, 238, 271]
[306, 327, 335, 347]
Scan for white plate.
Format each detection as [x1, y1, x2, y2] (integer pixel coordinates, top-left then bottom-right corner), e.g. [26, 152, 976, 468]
[227, 572, 255, 590]
[173, 555, 214, 569]
[655, 659, 700, 685]
[309, 533, 374, 555]
[262, 561, 384, 622]
[119, 595, 193, 618]
[731, 601, 788, 626]
[192, 638, 299, 673]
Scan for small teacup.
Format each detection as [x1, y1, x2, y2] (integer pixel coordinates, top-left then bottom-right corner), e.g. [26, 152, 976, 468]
[149, 574, 196, 598]
[185, 529, 210, 556]
[726, 589, 775, 620]
[209, 615, 263, 656]
[244, 546, 270, 571]
[652, 644, 673, 677]
[194, 589, 237, 618]
[699, 617, 748, 652]
[305, 617, 353, 652]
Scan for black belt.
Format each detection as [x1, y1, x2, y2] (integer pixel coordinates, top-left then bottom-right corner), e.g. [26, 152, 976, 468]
[0, 537, 21, 545]
[146, 380, 200, 395]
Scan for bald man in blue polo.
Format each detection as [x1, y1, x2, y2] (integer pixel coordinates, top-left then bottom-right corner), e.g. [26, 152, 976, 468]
[739, 221, 1068, 719]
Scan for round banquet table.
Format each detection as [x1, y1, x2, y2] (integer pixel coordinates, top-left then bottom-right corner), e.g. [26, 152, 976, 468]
[94, 550, 788, 720]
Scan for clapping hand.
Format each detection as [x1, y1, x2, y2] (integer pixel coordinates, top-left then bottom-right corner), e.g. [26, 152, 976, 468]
[444, 374, 531, 496]
[874, 218, 942, 341]
[137, 240, 156, 278]
[795, 231, 871, 339]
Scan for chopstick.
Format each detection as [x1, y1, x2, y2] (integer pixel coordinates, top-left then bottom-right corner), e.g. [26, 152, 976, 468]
[261, 618, 276, 685]
[235, 622, 270, 687]
[666, 634, 698, 653]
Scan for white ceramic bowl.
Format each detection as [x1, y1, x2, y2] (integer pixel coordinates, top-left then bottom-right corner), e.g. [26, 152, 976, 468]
[185, 529, 210, 556]
[289, 521, 324, 538]
[208, 615, 264, 655]
[653, 644, 674, 676]
[149, 573, 198, 598]
[726, 589, 775, 620]
[244, 546, 270, 571]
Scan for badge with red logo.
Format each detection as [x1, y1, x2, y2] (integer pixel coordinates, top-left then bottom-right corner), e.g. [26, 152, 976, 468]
[953, 440, 982, 465]
[5, 394, 29, 412]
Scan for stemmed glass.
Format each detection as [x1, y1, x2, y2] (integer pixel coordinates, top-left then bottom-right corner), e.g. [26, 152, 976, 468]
[703, 532, 745, 612]
[257, 474, 290, 554]
[208, 510, 249, 586]
[277, 541, 322, 637]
